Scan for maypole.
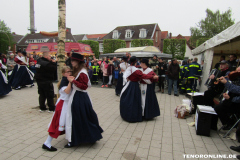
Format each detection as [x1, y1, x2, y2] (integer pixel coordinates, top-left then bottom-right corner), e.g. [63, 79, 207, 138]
[57, 0, 66, 81]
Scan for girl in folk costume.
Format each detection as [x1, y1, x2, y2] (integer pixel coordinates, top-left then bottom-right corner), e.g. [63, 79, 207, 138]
[65, 53, 103, 148]
[115, 56, 129, 96]
[0, 62, 12, 96]
[120, 56, 158, 122]
[42, 66, 72, 152]
[9, 50, 34, 90]
[140, 58, 160, 120]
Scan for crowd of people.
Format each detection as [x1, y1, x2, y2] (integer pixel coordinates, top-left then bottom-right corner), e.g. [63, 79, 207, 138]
[2, 50, 240, 158]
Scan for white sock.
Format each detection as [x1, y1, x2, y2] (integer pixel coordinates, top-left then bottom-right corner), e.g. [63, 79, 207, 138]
[44, 135, 53, 148]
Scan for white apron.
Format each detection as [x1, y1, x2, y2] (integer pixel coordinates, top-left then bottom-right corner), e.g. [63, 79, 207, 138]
[65, 69, 92, 142]
[120, 66, 139, 98]
[140, 68, 153, 116]
[0, 70, 8, 84]
[120, 62, 130, 85]
[15, 56, 35, 80]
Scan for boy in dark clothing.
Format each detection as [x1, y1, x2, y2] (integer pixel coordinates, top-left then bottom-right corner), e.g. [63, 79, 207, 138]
[114, 66, 119, 87]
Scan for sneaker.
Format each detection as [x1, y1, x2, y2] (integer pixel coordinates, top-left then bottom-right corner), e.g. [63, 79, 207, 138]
[48, 111, 54, 113]
[39, 110, 47, 113]
[105, 85, 108, 87]
[30, 84, 34, 87]
[15, 86, 21, 90]
[101, 85, 104, 88]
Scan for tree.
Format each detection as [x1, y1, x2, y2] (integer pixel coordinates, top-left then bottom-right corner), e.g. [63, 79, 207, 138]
[131, 39, 153, 47]
[0, 20, 13, 54]
[78, 40, 99, 58]
[163, 39, 186, 60]
[103, 39, 126, 54]
[57, 0, 66, 81]
[190, 8, 235, 48]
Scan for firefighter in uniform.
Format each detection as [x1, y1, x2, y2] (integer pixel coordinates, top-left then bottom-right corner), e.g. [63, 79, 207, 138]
[179, 60, 187, 94]
[35, 52, 57, 112]
[185, 58, 202, 93]
[92, 61, 100, 84]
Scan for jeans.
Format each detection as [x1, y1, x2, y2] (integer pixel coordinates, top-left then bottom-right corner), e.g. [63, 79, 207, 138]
[168, 79, 178, 95]
[108, 75, 113, 85]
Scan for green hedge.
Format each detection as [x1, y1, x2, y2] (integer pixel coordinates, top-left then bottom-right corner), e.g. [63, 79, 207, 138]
[78, 40, 99, 58]
[131, 39, 153, 47]
[163, 39, 186, 60]
[103, 39, 126, 54]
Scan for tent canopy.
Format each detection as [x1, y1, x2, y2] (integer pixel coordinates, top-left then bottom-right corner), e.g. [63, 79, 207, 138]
[99, 52, 172, 59]
[192, 21, 240, 55]
[114, 46, 160, 53]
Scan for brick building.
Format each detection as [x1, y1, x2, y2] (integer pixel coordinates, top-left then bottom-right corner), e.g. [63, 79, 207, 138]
[98, 23, 162, 54]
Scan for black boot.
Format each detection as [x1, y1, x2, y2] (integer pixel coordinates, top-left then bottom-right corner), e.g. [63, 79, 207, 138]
[230, 146, 240, 152]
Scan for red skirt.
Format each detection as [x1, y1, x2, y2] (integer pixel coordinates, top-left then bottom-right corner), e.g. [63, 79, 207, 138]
[48, 99, 65, 138]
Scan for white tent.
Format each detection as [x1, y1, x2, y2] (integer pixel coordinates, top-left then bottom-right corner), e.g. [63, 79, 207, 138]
[192, 21, 240, 92]
[114, 46, 160, 53]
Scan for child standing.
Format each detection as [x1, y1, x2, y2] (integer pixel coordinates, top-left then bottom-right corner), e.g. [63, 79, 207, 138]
[114, 66, 119, 87]
[107, 61, 114, 87]
[101, 59, 108, 87]
[42, 66, 72, 151]
[92, 61, 100, 84]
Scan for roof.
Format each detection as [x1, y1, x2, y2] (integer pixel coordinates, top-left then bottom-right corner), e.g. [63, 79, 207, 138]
[172, 34, 191, 42]
[192, 21, 240, 55]
[25, 42, 94, 55]
[73, 34, 86, 41]
[114, 46, 160, 53]
[11, 33, 24, 44]
[100, 23, 158, 40]
[86, 34, 107, 40]
[161, 31, 168, 39]
[18, 28, 76, 46]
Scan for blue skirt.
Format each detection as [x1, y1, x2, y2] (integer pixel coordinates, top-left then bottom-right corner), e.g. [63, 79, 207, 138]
[71, 91, 103, 145]
[144, 83, 160, 119]
[9, 65, 33, 88]
[120, 81, 142, 122]
[115, 73, 123, 95]
[0, 73, 12, 96]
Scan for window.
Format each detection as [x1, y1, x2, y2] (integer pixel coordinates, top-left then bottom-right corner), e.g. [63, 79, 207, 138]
[139, 28, 147, 38]
[112, 30, 118, 39]
[99, 43, 104, 52]
[125, 29, 132, 39]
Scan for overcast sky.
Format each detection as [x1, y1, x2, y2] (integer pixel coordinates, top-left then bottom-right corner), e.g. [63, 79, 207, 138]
[0, 0, 239, 36]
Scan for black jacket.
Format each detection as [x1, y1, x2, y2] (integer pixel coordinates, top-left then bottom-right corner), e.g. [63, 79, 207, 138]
[35, 57, 57, 82]
[158, 62, 167, 75]
[228, 60, 238, 71]
[167, 63, 180, 80]
[65, 57, 72, 69]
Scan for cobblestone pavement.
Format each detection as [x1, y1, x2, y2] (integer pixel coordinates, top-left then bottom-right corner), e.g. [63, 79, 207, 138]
[0, 83, 239, 160]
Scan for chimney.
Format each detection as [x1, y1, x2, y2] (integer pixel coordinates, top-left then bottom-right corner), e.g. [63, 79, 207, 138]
[29, 0, 36, 34]
[169, 32, 172, 39]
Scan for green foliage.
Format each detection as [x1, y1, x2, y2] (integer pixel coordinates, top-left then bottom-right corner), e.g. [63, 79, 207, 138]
[103, 39, 126, 54]
[196, 37, 210, 47]
[131, 39, 153, 47]
[0, 20, 14, 54]
[78, 40, 100, 58]
[190, 8, 235, 48]
[163, 39, 186, 60]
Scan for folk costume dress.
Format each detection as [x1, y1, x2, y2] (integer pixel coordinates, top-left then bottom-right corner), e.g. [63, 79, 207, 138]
[120, 66, 155, 122]
[9, 55, 34, 88]
[115, 62, 130, 95]
[0, 62, 12, 96]
[65, 68, 103, 146]
[140, 68, 160, 119]
[47, 77, 70, 138]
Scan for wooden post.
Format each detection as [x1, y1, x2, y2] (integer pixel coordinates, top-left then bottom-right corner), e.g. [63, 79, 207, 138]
[57, 0, 66, 82]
